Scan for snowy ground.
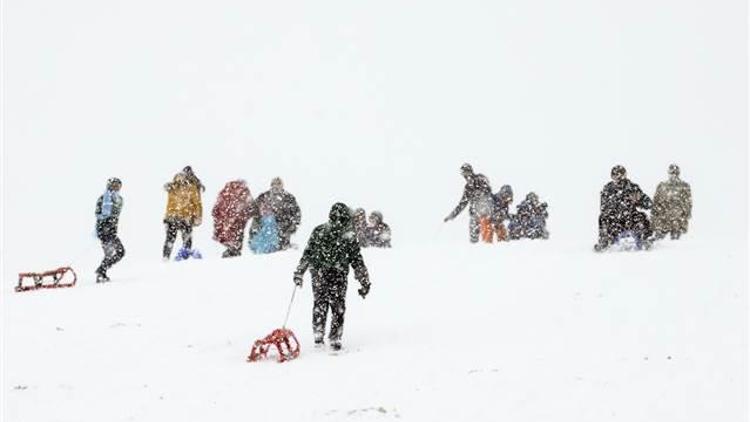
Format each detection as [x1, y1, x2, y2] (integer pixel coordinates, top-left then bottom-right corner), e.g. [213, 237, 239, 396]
[2, 0, 747, 420]
[2, 239, 746, 421]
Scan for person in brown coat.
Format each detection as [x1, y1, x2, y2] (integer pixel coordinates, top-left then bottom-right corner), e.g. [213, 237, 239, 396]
[163, 172, 203, 260]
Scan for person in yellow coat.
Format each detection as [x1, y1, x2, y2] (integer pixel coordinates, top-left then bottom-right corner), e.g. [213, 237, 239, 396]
[162, 172, 203, 260]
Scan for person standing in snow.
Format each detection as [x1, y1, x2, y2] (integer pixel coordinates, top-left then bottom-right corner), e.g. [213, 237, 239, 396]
[492, 185, 513, 241]
[595, 165, 653, 251]
[251, 177, 301, 250]
[443, 163, 494, 243]
[293, 203, 371, 351]
[352, 208, 368, 247]
[366, 211, 392, 248]
[652, 164, 692, 240]
[508, 192, 549, 240]
[95, 178, 125, 282]
[163, 172, 203, 260]
[212, 180, 254, 257]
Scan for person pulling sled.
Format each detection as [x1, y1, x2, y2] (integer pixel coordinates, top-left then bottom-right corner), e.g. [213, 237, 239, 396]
[293, 203, 371, 351]
[444, 163, 494, 243]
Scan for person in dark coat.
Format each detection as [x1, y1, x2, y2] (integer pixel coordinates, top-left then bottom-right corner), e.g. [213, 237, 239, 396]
[595, 165, 653, 251]
[212, 180, 254, 257]
[251, 177, 301, 250]
[443, 163, 494, 243]
[508, 192, 549, 240]
[293, 203, 370, 351]
[95, 178, 125, 282]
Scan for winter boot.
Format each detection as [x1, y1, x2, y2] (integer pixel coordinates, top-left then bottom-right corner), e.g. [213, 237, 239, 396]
[95, 267, 110, 283]
[330, 340, 342, 351]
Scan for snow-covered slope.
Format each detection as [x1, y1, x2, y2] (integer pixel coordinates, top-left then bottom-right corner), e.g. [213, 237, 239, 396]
[2, 0, 746, 421]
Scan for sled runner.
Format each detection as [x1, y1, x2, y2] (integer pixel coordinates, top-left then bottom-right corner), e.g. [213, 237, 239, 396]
[247, 328, 300, 363]
[16, 267, 77, 292]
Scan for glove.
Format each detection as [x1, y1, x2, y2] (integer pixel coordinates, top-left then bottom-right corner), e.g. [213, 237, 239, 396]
[443, 216, 451, 223]
[293, 272, 304, 287]
[192, 217, 202, 227]
[358, 281, 370, 298]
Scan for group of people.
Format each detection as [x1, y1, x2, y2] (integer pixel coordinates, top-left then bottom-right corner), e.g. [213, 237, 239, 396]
[594, 164, 692, 251]
[444, 163, 549, 242]
[352, 208, 392, 248]
[91, 162, 692, 350]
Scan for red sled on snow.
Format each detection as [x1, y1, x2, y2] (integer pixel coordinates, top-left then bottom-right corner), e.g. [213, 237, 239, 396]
[16, 267, 77, 292]
[247, 328, 301, 363]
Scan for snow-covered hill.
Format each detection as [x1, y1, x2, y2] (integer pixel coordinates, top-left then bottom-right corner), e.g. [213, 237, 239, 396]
[2, 0, 746, 421]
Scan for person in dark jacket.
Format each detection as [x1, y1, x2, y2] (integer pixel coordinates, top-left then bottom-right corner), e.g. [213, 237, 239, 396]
[366, 211, 392, 248]
[443, 163, 494, 243]
[508, 192, 549, 240]
[251, 177, 301, 250]
[492, 185, 513, 241]
[293, 203, 371, 351]
[95, 178, 125, 282]
[595, 165, 653, 251]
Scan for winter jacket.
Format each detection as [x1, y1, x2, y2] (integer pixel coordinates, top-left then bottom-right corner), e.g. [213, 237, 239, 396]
[295, 203, 369, 285]
[600, 179, 652, 221]
[252, 190, 301, 236]
[652, 176, 692, 233]
[95, 190, 123, 240]
[165, 177, 203, 225]
[249, 215, 280, 254]
[366, 222, 392, 248]
[212, 180, 254, 245]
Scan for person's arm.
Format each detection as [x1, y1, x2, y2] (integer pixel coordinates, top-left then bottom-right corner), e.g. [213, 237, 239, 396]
[636, 185, 653, 209]
[95, 196, 103, 219]
[445, 188, 469, 221]
[113, 195, 123, 218]
[685, 184, 692, 218]
[294, 226, 321, 284]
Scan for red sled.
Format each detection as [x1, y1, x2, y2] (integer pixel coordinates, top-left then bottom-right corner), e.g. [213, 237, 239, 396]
[247, 328, 300, 363]
[16, 267, 77, 292]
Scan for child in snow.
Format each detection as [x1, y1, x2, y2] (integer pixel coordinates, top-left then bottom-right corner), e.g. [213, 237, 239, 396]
[366, 211, 392, 248]
[249, 202, 280, 254]
[652, 164, 692, 240]
[293, 203, 371, 351]
[508, 192, 549, 240]
[213, 180, 254, 257]
[595, 165, 653, 251]
[163, 172, 203, 260]
[95, 178, 125, 282]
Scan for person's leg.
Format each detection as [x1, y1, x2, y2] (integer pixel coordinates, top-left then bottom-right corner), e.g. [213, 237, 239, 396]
[163, 221, 178, 258]
[328, 271, 349, 347]
[311, 270, 328, 344]
[469, 215, 480, 243]
[105, 236, 125, 268]
[181, 221, 193, 250]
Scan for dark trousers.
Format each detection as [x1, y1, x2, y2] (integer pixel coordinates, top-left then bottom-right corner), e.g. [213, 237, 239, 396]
[311, 268, 348, 342]
[97, 228, 125, 273]
[163, 219, 193, 258]
[222, 232, 244, 258]
[598, 211, 652, 246]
